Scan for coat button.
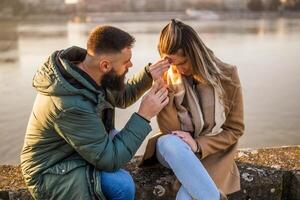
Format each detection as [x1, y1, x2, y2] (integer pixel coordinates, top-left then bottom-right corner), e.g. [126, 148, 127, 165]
[62, 169, 65, 173]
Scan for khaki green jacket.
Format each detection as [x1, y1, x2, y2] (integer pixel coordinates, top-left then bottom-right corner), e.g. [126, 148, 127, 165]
[21, 46, 153, 200]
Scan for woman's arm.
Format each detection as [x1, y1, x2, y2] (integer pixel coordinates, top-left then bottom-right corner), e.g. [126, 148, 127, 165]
[195, 67, 244, 159]
[157, 90, 181, 133]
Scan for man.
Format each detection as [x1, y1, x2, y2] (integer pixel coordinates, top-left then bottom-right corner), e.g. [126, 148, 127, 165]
[21, 25, 170, 200]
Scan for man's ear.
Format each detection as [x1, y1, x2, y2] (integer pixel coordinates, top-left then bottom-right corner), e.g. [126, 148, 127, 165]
[99, 59, 112, 73]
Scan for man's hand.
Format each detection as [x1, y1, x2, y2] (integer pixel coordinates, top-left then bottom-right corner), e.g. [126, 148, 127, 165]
[148, 59, 170, 81]
[172, 130, 198, 152]
[138, 80, 169, 121]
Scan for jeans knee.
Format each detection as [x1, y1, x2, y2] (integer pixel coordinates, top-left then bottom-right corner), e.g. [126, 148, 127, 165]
[157, 134, 183, 157]
[101, 169, 135, 200]
[119, 170, 135, 198]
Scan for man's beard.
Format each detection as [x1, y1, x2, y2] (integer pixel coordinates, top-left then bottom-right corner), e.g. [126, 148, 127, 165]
[101, 69, 127, 91]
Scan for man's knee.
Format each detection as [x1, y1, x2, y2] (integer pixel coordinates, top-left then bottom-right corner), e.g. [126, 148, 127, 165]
[101, 169, 135, 199]
[118, 170, 135, 197]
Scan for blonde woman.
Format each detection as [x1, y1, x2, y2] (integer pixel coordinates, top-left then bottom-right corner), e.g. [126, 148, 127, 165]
[142, 19, 244, 200]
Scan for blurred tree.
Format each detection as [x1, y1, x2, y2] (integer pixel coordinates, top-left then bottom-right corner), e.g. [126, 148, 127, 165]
[247, 0, 264, 11]
[285, 0, 300, 10]
[266, 0, 282, 10]
[0, 0, 25, 16]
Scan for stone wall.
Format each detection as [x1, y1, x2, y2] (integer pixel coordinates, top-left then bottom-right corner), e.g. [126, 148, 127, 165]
[0, 146, 299, 200]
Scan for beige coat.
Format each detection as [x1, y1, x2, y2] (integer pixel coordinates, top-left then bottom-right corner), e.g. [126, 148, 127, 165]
[141, 64, 244, 197]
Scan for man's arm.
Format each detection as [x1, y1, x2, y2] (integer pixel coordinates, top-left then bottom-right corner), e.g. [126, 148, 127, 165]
[112, 67, 152, 108]
[54, 108, 151, 171]
[112, 59, 170, 108]
[53, 82, 169, 171]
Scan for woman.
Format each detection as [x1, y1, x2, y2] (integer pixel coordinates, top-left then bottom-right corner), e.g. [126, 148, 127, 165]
[142, 19, 244, 200]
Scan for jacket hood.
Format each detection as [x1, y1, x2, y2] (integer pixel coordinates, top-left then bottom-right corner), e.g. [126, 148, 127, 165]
[32, 46, 101, 103]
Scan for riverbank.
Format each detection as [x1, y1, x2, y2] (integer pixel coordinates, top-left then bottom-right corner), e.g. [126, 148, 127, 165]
[0, 145, 299, 200]
[1, 11, 300, 23]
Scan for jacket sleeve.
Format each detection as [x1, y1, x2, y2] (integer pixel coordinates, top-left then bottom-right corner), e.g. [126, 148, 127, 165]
[111, 66, 153, 108]
[195, 67, 244, 159]
[53, 109, 151, 171]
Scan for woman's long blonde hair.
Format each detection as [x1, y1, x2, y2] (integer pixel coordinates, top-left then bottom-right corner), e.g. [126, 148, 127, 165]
[158, 19, 233, 104]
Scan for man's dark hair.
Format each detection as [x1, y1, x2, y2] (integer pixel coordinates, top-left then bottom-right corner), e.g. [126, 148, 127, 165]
[87, 25, 135, 55]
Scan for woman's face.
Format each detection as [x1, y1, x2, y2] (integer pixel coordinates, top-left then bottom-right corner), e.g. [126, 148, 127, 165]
[163, 50, 193, 76]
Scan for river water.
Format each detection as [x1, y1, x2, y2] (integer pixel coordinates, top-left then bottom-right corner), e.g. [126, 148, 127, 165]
[0, 18, 300, 164]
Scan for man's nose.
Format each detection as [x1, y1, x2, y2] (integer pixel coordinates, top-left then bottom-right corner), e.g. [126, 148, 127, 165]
[128, 61, 133, 68]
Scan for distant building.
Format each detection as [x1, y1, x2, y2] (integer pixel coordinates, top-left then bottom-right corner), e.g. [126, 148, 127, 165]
[17, 0, 285, 13]
[19, 0, 67, 13]
[184, 0, 224, 10]
[81, 0, 250, 12]
[224, 0, 249, 10]
[83, 0, 131, 12]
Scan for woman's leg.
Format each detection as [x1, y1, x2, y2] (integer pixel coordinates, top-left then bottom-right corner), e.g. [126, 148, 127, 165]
[176, 186, 193, 200]
[100, 169, 135, 200]
[156, 134, 220, 200]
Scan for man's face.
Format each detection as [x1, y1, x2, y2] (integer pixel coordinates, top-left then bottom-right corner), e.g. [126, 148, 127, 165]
[101, 47, 132, 91]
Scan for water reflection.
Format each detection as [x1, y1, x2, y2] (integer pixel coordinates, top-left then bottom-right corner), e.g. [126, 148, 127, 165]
[18, 23, 67, 38]
[0, 18, 299, 164]
[0, 22, 18, 63]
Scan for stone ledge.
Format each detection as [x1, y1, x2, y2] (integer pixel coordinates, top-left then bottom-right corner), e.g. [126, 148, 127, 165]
[0, 146, 299, 200]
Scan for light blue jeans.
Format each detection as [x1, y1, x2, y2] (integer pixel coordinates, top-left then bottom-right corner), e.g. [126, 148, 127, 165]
[156, 134, 220, 200]
[100, 169, 135, 200]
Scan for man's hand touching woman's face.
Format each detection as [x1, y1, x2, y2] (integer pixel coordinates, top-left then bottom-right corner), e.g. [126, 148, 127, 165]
[147, 58, 170, 81]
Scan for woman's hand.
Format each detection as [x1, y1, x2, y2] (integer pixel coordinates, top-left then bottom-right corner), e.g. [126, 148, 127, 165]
[171, 130, 198, 152]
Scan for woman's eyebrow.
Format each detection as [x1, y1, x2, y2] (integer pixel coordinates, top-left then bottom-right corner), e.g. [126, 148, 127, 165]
[173, 59, 187, 65]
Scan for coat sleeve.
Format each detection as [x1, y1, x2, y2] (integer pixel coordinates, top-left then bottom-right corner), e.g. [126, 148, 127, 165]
[111, 67, 153, 108]
[53, 109, 151, 171]
[195, 67, 245, 159]
[156, 90, 181, 133]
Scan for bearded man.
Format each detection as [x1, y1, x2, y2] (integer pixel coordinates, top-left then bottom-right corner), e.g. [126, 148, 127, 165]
[21, 25, 170, 200]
